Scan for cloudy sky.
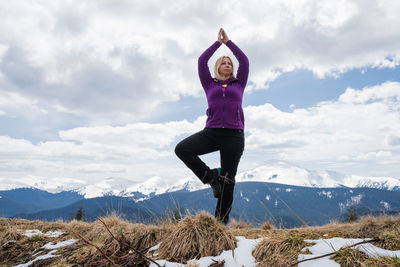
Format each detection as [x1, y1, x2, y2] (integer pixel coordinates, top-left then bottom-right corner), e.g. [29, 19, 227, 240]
[0, 0, 399, 189]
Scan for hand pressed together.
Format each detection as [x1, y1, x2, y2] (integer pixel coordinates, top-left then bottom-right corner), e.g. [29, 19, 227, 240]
[217, 28, 230, 44]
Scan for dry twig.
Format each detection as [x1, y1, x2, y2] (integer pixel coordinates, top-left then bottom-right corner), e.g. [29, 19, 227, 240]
[98, 217, 162, 267]
[290, 238, 381, 266]
[70, 228, 119, 267]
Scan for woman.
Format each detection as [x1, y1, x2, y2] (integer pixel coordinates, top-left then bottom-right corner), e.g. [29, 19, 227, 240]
[175, 28, 249, 225]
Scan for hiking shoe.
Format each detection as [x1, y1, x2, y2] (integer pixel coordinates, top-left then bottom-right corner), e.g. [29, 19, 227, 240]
[208, 168, 222, 198]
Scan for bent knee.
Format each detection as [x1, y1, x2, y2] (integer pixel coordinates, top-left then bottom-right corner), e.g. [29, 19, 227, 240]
[174, 142, 184, 157]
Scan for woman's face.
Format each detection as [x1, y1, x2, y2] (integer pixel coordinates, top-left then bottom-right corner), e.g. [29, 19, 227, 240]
[218, 57, 233, 77]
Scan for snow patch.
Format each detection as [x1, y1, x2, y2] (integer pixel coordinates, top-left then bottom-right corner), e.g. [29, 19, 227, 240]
[23, 230, 65, 238]
[14, 238, 77, 267]
[149, 236, 261, 267]
[380, 201, 391, 210]
[339, 194, 363, 212]
[240, 191, 250, 202]
[299, 237, 400, 266]
[44, 231, 65, 238]
[14, 250, 59, 267]
[42, 239, 78, 250]
[356, 243, 400, 258]
[318, 190, 333, 199]
[135, 196, 150, 202]
[24, 230, 43, 237]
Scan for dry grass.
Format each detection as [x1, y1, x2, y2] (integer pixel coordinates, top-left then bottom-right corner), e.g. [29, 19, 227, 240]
[229, 219, 254, 229]
[252, 214, 400, 266]
[1, 214, 400, 266]
[260, 220, 276, 230]
[230, 227, 268, 239]
[304, 214, 400, 251]
[157, 211, 237, 263]
[332, 247, 371, 266]
[186, 259, 200, 267]
[0, 215, 171, 267]
[66, 214, 171, 266]
[253, 232, 313, 267]
[332, 246, 400, 267]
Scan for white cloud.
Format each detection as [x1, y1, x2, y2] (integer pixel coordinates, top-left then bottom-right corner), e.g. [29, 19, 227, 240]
[0, 0, 399, 123]
[0, 81, 399, 184]
[0, 91, 47, 117]
[245, 81, 400, 167]
[0, 117, 206, 182]
[356, 151, 392, 160]
[0, 1, 400, 185]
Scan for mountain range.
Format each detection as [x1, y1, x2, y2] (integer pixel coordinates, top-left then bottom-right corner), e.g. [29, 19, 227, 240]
[4, 183, 400, 228]
[2, 161, 399, 199]
[1, 161, 399, 228]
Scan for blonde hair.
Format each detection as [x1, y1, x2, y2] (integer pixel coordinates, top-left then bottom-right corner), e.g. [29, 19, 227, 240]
[214, 56, 235, 80]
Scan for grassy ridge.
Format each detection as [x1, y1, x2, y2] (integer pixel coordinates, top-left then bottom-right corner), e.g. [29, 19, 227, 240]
[1, 213, 399, 266]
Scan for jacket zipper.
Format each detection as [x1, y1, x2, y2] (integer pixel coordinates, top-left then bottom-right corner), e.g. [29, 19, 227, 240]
[222, 82, 227, 128]
[222, 91, 226, 128]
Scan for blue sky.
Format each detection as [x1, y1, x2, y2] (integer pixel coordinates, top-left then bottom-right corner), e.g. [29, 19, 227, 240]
[153, 67, 400, 123]
[0, 0, 399, 190]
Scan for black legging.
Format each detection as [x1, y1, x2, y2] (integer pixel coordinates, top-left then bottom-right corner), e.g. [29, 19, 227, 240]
[175, 127, 245, 224]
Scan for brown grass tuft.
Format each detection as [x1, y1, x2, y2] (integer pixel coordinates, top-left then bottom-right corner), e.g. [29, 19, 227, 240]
[157, 211, 237, 263]
[253, 232, 312, 267]
[355, 215, 400, 238]
[375, 229, 400, 250]
[0, 225, 23, 243]
[66, 214, 170, 266]
[2, 213, 400, 266]
[186, 259, 200, 267]
[229, 219, 253, 229]
[332, 247, 370, 266]
[332, 246, 400, 266]
[260, 220, 276, 230]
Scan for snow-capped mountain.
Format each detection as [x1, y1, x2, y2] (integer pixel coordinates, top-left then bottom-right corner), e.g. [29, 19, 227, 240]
[236, 161, 400, 191]
[1, 161, 399, 199]
[351, 176, 400, 191]
[236, 161, 345, 187]
[167, 176, 208, 192]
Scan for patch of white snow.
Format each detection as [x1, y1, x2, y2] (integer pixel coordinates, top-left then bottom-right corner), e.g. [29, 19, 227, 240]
[24, 230, 43, 237]
[298, 238, 370, 267]
[380, 201, 391, 210]
[14, 250, 58, 267]
[45, 231, 65, 238]
[23, 230, 65, 238]
[41, 239, 77, 250]
[149, 236, 261, 267]
[318, 191, 333, 199]
[356, 243, 400, 258]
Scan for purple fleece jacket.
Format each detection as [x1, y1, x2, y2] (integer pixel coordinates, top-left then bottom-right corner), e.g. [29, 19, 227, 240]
[198, 40, 249, 130]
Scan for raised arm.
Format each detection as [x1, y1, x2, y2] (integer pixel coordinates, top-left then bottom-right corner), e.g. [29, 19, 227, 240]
[198, 41, 221, 90]
[198, 28, 249, 90]
[226, 40, 249, 88]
